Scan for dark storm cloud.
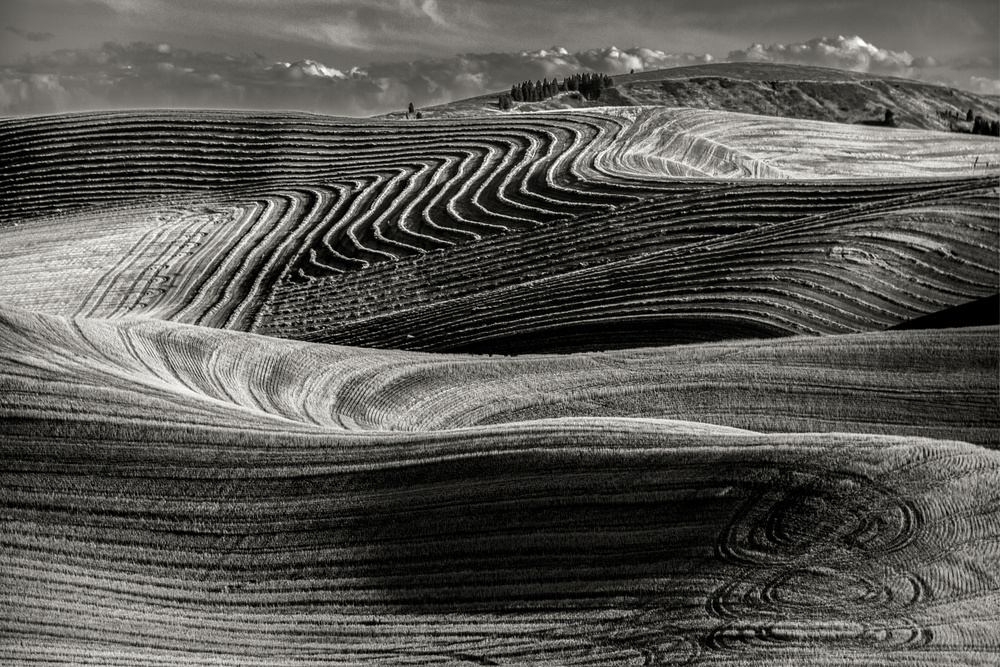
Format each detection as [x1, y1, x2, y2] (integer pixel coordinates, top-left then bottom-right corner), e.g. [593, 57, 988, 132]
[6, 26, 56, 42]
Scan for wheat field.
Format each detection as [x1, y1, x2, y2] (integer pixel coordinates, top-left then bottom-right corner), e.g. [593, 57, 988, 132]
[1, 101, 998, 665]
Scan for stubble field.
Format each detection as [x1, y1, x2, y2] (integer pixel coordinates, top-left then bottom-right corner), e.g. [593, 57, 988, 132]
[1, 88, 999, 665]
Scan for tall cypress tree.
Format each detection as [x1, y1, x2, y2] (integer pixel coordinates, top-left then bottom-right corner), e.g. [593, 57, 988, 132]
[592, 75, 603, 100]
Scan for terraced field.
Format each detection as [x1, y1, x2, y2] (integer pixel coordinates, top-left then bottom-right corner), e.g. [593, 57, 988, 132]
[1, 97, 998, 665]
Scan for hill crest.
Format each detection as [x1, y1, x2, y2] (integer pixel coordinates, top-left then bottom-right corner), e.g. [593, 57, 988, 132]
[415, 62, 999, 132]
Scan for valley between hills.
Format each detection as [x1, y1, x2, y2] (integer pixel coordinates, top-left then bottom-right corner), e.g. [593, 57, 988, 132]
[1, 64, 998, 666]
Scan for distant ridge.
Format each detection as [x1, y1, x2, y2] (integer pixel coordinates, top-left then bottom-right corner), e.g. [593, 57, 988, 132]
[615, 62, 933, 85]
[426, 62, 999, 132]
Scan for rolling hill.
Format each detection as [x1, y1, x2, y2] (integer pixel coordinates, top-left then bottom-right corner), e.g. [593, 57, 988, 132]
[1, 107, 996, 342]
[2, 66, 999, 665]
[418, 63, 1000, 133]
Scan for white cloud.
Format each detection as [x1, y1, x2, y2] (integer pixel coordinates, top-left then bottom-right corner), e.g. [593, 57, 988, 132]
[575, 46, 713, 74]
[970, 76, 1000, 95]
[419, 0, 448, 26]
[271, 60, 348, 80]
[727, 35, 914, 76]
[359, 46, 713, 110]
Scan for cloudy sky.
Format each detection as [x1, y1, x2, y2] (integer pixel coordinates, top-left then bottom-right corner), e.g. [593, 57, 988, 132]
[1, 0, 997, 116]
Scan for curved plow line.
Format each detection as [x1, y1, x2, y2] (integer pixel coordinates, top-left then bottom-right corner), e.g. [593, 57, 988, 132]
[183, 195, 293, 328]
[600, 111, 712, 180]
[393, 158, 466, 249]
[498, 138, 585, 220]
[433, 133, 535, 224]
[117, 210, 239, 319]
[557, 112, 635, 188]
[262, 184, 992, 332]
[350, 287, 834, 348]
[439, 141, 524, 231]
[71, 220, 175, 319]
[511, 123, 611, 210]
[541, 120, 652, 206]
[340, 173, 415, 266]
[150, 205, 263, 321]
[230, 187, 347, 331]
[609, 110, 788, 180]
[327, 173, 394, 268]
[507, 127, 591, 215]
[285, 183, 359, 279]
[317, 175, 387, 271]
[604, 180, 998, 269]
[163, 198, 278, 325]
[535, 220, 994, 328]
[283, 180, 996, 316]
[412, 154, 484, 245]
[218, 189, 341, 330]
[363, 165, 436, 258]
[286, 208, 995, 347]
[309, 181, 372, 273]
[75, 206, 224, 319]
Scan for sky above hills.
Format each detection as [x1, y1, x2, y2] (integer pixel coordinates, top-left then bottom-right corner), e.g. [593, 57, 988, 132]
[1, 0, 997, 116]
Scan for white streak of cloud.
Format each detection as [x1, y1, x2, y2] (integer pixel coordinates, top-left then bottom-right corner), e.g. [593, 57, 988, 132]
[420, 0, 447, 26]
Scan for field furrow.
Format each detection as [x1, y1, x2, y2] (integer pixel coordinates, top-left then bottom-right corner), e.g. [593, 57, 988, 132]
[2, 108, 996, 331]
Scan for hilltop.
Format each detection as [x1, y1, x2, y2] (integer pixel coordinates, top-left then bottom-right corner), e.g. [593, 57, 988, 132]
[409, 62, 999, 132]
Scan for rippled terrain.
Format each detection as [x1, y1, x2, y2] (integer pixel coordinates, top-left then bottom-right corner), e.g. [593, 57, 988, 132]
[1, 103, 998, 665]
